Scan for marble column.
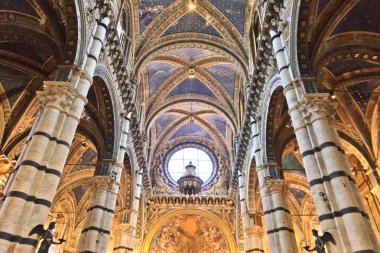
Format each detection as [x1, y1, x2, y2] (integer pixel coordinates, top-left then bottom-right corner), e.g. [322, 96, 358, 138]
[251, 119, 298, 253]
[238, 171, 262, 252]
[244, 222, 264, 253]
[0, 15, 110, 253]
[270, 29, 380, 252]
[78, 114, 132, 253]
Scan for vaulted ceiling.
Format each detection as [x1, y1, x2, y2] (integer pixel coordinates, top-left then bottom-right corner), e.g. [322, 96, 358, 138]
[134, 0, 254, 158]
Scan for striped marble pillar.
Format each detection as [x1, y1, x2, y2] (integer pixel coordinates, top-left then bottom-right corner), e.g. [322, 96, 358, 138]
[250, 119, 297, 253]
[237, 170, 251, 252]
[270, 29, 380, 252]
[0, 16, 110, 253]
[113, 223, 134, 253]
[78, 115, 132, 253]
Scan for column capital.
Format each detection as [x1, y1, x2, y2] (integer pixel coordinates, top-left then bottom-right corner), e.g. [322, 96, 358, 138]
[37, 81, 87, 113]
[92, 175, 119, 192]
[297, 93, 338, 123]
[246, 225, 264, 236]
[114, 223, 132, 235]
[260, 179, 288, 197]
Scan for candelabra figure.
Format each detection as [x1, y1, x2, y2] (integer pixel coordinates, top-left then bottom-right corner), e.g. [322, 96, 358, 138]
[29, 222, 66, 253]
[303, 229, 335, 253]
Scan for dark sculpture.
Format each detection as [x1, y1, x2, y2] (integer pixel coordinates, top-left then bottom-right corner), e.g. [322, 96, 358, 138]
[304, 229, 336, 253]
[29, 222, 65, 253]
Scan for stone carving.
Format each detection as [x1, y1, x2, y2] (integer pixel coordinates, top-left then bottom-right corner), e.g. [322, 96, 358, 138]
[298, 94, 339, 123]
[37, 82, 79, 113]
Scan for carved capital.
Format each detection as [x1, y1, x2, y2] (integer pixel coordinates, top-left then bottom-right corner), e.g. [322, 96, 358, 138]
[114, 223, 132, 235]
[246, 225, 264, 236]
[260, 179, 288, 197]
[37, 82, 87, 113]
[297, 93, 338, 123]
[92, 175, 119, 192]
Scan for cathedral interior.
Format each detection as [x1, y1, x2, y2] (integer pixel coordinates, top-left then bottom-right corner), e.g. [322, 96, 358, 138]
[0, 0, 379, 252]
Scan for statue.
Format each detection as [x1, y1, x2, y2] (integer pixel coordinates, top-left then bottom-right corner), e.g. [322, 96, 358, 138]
[29, 222, 66, 253]
[303, 229, 336, 253]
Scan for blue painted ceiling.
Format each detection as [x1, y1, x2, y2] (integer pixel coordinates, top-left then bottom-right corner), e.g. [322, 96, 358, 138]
[170, 122, 214, 140]
[166, 48, 220, 62]
[204, 114, 227, 138]
[163, 11, 221, 37]
[332, 0, 380, 36]
[156, 113, 181, 139]
[139, 0, 175, 31]
[166, 77, 217, 99]
[147, 61, 178, 94]
[206, 64, 237, 97]
[210, 0, 247, 34]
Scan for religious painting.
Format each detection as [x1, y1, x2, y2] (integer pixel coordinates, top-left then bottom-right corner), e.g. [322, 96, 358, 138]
[149, 214, 229, 253]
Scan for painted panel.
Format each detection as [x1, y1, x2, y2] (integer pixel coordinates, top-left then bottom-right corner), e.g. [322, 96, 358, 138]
[150, 215, 230, 253]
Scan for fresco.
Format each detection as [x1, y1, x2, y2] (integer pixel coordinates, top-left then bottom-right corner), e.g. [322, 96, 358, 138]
[150, 215, 229, 253]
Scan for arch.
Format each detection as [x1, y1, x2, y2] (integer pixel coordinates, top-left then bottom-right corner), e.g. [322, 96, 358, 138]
[142, 209, 237, 253]
[134, 39, 249, 78]
[260, 75, 283, 163]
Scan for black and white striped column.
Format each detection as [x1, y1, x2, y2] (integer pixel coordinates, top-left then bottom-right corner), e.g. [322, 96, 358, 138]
[78, 114, 132, 253]
[270, 29, 380, 252]
[251, 118, 297, 253]
[0, 16, 110, 253]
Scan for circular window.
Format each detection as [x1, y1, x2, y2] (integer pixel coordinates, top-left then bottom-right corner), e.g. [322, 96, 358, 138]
[167, 147, 214, 183]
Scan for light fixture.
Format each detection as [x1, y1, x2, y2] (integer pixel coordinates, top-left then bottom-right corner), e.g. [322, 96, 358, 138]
[81, 141, 87, 150]
[188, 0, 196, 10]
[294, 146, 299, 154]
[188, 68, 195, 79]
[330, 90, 336, 99]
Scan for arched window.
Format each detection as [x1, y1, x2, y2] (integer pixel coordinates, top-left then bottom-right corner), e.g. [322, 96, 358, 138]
[168, 147, 213, 182]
